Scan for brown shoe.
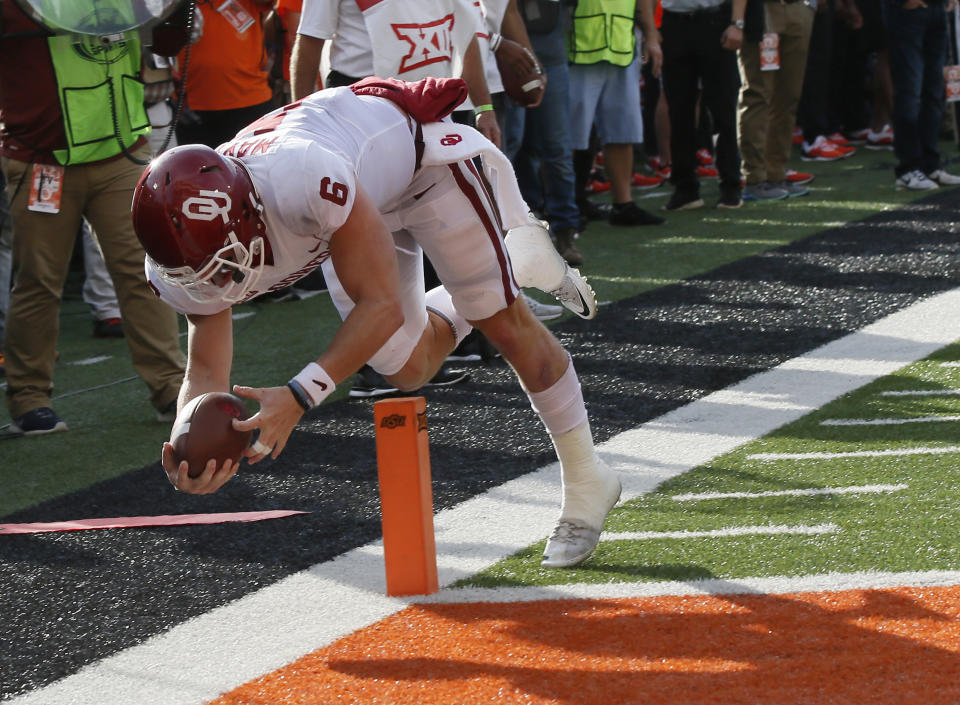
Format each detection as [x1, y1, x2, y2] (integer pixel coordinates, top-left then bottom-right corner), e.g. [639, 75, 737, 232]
[553, 227, 584, 266]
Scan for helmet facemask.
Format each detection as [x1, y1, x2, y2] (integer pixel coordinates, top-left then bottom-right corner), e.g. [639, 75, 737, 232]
[151, 230, 266, 304]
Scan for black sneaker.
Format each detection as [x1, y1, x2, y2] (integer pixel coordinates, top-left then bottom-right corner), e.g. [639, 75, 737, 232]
[349, 365, 400, 398]
[421, 366, 470, 388]
[93, 317, 124, 338]
[446, 330, 500, 363]
[577, 199, 612, 228]
[716, 186, 743, 209]
[10, 407, 68, 436]
[609, 201, 665, 226]
[662, 190, 704, 211]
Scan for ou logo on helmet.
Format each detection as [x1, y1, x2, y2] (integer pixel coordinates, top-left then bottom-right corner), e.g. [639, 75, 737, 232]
[182, 190, 232, 223]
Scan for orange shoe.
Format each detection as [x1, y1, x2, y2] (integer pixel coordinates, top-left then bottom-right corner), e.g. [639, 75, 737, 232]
[866, 124, 894, 150]
[826, 132, 851, 147]
[697, 165, 719, 179]
[632, 172, 664, 189]
[785, 168, 814, 185]
[586, 177, 611, 193]
[801, 136, 855, 161]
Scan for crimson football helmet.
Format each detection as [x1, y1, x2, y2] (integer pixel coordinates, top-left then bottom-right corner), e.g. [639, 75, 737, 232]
[132, 144, 268, 304]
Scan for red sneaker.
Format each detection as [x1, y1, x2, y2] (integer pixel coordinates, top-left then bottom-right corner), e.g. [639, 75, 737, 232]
[785, 168, 814, 185]
[632, 172, 664, 189]
[792, 126, 803, 146]
[696, 148, 714, 166]
[826, 132, 851, 147]
[801, 136, 855, 161]
[696, 165, 719, 179]
[866, 124, 894, 150]
[586, 177, 611, 193]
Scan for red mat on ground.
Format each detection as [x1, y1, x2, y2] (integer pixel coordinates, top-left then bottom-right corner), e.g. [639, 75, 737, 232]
[0, 510, 308, 534]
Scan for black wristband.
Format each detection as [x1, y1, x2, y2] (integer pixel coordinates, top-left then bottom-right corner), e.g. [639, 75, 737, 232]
[287, 380, 312, 412]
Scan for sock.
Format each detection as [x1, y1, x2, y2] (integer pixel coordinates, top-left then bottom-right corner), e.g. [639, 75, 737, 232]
[525, 358, 618, 527]
[524, 355, 587, 435]
[425, 286, 472, 346]
[550, 420, 619, 528]
[504, 214, 566, 292]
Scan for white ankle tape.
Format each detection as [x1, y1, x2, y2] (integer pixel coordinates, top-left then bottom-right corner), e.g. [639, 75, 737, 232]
[289, 362, 335, 409]
[425, 286, 472, 346]
[526, 356, 588, 435]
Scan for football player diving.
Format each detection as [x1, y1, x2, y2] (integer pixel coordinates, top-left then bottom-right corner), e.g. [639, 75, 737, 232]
[131, 76, 620, 568]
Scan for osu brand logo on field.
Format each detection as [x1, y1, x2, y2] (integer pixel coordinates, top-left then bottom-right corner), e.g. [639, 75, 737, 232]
[392, 15, 455, 74]
[182, 190, 231, 222]
[380, 414, 406, 429]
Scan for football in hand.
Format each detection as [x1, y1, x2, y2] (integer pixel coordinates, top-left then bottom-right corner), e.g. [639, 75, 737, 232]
[170, 393, 253, 478]
[496, 45, 545, 108]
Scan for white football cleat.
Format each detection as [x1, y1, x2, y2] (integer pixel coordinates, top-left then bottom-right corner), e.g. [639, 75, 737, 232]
[506, 215, 598, 320]
[542, 467, 621, 568]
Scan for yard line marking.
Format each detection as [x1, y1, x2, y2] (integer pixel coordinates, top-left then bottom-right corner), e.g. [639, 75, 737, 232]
[9, 286, 960, 705]
[880, 388, 960, 396]
[749, 446, 960, 461]
[603, 524, 838, 541]
[411, 569, 960, 604]
[67, 355, 112, 366]
[671, 483, 907, 501]
[821, 415, 960, 426]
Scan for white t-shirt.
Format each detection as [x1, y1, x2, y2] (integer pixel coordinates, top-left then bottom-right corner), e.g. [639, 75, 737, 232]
[299, 0, 373, 79]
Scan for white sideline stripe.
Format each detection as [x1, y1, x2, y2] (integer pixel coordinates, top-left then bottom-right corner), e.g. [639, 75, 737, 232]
[412, 570, 960, 605]
[821, 415, 960, 426]
[671, 483, 907, 501]
[603, 523, 838, 541]
[939, 361, 960, 367]
[880, 388, 960, 396]
[67, 355, 112, 366]
[10, 286, 960, 705]
[749, 445, 960, 461]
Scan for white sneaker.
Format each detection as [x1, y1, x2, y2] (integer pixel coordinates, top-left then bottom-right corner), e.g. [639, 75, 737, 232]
[506, 214, 598, 320]
[896, 170, 939, 191]
[927, 169, 960, 186]
[549, 266, 598, 320]
[542, 468, 621, 568]
[522, 292, 563, 321]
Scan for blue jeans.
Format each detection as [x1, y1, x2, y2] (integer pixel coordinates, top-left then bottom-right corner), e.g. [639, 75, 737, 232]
[882, 0, 948, 175]
[503, 61, 580, 231]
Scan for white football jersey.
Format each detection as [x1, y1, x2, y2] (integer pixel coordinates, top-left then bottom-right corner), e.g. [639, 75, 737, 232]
[147, 88, 417, 316]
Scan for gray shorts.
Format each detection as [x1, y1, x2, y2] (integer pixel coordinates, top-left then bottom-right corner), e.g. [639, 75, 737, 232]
[568, 57, 644, 149]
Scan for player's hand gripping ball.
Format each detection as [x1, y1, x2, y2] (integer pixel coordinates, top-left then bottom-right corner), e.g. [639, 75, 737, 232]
[170, 393, 253, 478]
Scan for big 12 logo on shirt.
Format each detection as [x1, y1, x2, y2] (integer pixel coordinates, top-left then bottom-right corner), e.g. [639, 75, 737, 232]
[392, 14, 455, 74]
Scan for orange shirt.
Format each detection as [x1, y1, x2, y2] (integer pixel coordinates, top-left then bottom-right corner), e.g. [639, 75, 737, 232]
[180, 0, 274, 111]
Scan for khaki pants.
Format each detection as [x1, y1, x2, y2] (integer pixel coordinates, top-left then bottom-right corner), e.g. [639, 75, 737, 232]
[2, 147, 185, 418]
[737, 1, 815, 184]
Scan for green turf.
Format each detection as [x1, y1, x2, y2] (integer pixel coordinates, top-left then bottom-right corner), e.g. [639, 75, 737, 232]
[461, 343, 960, 588]
[0, 143, 953, 517]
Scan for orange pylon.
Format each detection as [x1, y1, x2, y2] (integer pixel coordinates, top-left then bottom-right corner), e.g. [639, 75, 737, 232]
[374, 396, 438, 596]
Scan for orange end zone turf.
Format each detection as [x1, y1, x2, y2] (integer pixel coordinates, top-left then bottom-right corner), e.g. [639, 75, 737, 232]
[374, 396, 438, 597]
[210, 585, 960, 704]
